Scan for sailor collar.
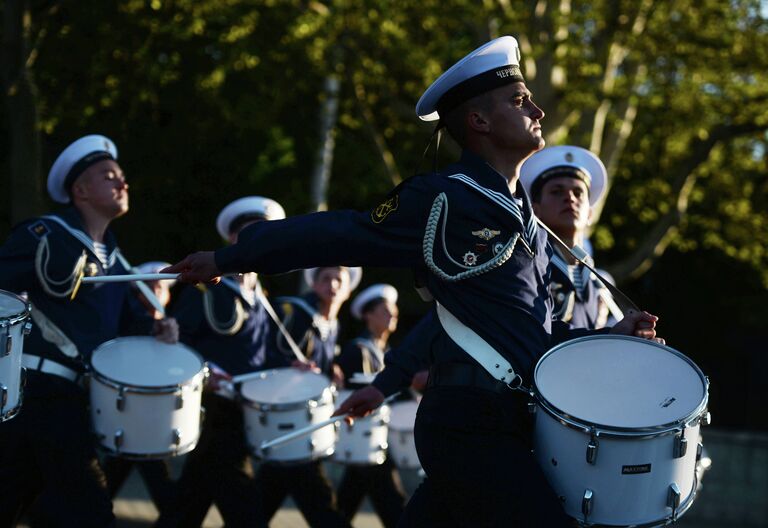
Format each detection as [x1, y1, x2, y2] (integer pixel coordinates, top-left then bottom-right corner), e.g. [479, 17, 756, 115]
[41, 207, 119, 267]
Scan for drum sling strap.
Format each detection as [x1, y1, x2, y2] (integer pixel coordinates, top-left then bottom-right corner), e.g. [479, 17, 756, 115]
[28, 306, 79, 359]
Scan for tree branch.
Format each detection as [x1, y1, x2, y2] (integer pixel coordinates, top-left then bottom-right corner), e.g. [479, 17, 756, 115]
[353, 80, 402, 187]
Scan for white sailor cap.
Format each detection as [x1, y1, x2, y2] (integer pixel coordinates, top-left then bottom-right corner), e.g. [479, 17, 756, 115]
[135, 261, 177, 287]
[303, 267, 362, 293]
[216, 196, 286, 239]
[416, 36, 523, 122]
[350, 284, 398, 320]
[519, 145, 607, 206]
[47, 135, 118, 204]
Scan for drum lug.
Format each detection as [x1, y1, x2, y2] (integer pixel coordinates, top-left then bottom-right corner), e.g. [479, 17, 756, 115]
[172, 428, 182, 447]
[308, 438, 316, 453]
[668, 482, 681, 519]
[586, 430, 599, 465]
[674, 430, 688, 459]
[114, 429, 124, 451]
[1, 384, 7, 411]
[1, 330, 12, 357]
[307, 399, 317, 421]
[701, 411, 711, 426]
[527, 402, 536, 414]
[23, 321, 32, 336]
[696, 442, 703, 462]
[116, 387, 126, 411]
[259, 411, 267, 426]
[175, 392, 184, 410]
[581, 488, 593, 522]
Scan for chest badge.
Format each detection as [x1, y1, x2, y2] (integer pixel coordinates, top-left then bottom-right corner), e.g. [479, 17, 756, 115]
[463, 251, 478, 266]
[472, 228, 500, 241]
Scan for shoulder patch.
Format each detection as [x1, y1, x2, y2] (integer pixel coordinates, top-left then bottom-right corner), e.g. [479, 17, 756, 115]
[27, 221, 50, 240]
[371, 195, 399, 224]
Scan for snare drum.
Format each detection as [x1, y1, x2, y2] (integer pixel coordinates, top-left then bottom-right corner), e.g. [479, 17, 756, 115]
[0, 290, 31, 422]
[533, 335, 710, 527]
[241, 368, 335, 463]
[89, 337, 206, 459]
[387, 400, 421, 470]
[332, 389, 390, 465]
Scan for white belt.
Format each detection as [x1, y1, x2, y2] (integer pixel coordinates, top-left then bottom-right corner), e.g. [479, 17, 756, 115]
[22, 354, 81, 383]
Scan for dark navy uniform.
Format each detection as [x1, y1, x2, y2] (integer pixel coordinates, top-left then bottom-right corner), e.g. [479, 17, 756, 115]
[549, 247, 605, 329]
[214, 150, 602, 526]
[155, 275, 275, 528]
[254, 292, 351, 528]
[0, 207, 147, 527]
[334, 333, 407, 528]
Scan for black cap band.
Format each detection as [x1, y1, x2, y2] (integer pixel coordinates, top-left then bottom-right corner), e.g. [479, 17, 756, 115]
[529, 166, 592, 202]
[436, 65, 524, 117]
[63, 151, 115, 192]
[228, 213, 268, 235]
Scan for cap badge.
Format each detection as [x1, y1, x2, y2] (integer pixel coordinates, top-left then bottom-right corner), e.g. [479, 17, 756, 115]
[565, 152, 574, 162]
[472, 228, 500, 241]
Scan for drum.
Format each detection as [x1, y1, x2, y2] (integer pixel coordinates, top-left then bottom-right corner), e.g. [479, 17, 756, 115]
[533, 335, 710, 527]
[387, 400, 421, 470]
[332, 389, 390, 465]
[0, 290, 31, 422]
[241, 368, 335, 463]
[89, 337, 206, 459]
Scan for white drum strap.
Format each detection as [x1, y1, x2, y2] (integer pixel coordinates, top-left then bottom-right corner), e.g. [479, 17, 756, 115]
[597, 287, 624, 322]
[254, 288, 309, 364]
[114, 252, 166, 317]
[28, 305, 79, 358]
[434, 302, 519, 385]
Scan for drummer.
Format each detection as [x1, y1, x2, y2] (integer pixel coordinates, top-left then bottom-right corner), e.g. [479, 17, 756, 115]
[520, 145, 623, 328]
[252, 266, 360, 527]
[154, 196, 286, 528]
[334, 284, 407, 528]
[103, 261, 177, 513]
[0, 135, 177, 526]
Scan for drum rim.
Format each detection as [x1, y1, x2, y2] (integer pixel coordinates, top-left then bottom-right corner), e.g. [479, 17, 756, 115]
[239, 368, 334, 410]
[97, 437, 200, 459]
[252, 443, 336, 464]
[90, 336, 207, 391]
[533, 335, 709, 435]
[0, 290, 31, 326]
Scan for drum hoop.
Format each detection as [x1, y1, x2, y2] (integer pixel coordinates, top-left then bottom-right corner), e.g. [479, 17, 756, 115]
[251, 444, 336, 465]
[241, 389, 334, 411]
[97, 438, 199, 459]
[0, 291, 31, 327]
[534, 335, 709, 436]
[89, 337, 206, 391]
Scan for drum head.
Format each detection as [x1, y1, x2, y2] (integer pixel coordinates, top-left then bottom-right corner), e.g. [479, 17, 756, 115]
[0, 290, 26, 318]
[388, 400, 419, 430]
[91, 337, 203, 387]
[240, 368, 330, 404]
[535, 336, 706, 430]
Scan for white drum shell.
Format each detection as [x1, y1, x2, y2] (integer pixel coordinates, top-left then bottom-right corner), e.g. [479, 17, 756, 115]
[242, 368, 336, 463]
[333, 390, 390, 465]
[533, 335, 708, 526]
[387, 400, 421, 470]
[89, 338, 206, 458]
[534, 409, 700, 525]
[0, 291, 30, 422]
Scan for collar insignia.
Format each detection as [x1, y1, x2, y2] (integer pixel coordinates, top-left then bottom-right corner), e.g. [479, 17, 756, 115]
[472, 227, 501, 241]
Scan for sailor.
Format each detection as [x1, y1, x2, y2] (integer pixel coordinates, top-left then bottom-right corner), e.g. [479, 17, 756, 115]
[155, 196, 286, 528]
[253, 266, 360, 528]
[166, 36, 659, 526]
[0, 135, 177, 527]
[520, 145, 623, 328]
[334, 284, 407, 528]
[103, 261, 177, 513]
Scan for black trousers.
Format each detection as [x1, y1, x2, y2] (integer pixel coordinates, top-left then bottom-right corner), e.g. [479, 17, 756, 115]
[0, 372, 115, 528]
[155, 393, 266, 528]
[256, 460, 352, 528]
[102, 456, 174, 513]
[398, 386, 572, 528]
[336, 459, 406, 528]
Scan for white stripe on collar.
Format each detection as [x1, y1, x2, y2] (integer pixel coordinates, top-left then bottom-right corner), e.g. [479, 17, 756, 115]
[448, 174, 526, 228]
[41, 214, 119, 267]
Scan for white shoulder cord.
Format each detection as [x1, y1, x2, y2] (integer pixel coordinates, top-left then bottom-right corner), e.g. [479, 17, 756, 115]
[423, 193, 520, 282]
[34, 236, 87, 298]
[202, 288, 247, 336]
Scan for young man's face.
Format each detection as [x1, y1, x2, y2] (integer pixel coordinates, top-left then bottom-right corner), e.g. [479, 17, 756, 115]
[363, 300, 399, 335]
[72, 159, 129, 218]
[482, 82, 545, 154]
[312, 267, 351, 306]
[533, 176, 592, 238]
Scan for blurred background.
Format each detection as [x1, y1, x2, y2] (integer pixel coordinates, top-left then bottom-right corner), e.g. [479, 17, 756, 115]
[2, 0, 767, 526]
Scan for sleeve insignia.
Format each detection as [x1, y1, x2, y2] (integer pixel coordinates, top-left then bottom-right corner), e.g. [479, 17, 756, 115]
[371, 195, 399, 224]
[27, 221, 50, 240]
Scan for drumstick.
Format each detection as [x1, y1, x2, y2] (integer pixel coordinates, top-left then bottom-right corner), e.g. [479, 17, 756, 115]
[259, 392, 401, 453]
[81, 273, 180, 283]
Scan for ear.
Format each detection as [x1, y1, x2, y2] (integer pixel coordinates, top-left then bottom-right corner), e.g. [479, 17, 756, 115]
[586, 207, 593, 227]
[466, 110, 490, 134]
[69, 175, 90, 202]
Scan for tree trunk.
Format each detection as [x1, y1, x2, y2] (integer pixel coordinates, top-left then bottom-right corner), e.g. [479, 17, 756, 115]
[2, 0, 45, 228]
[309, 74, 341, 212]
